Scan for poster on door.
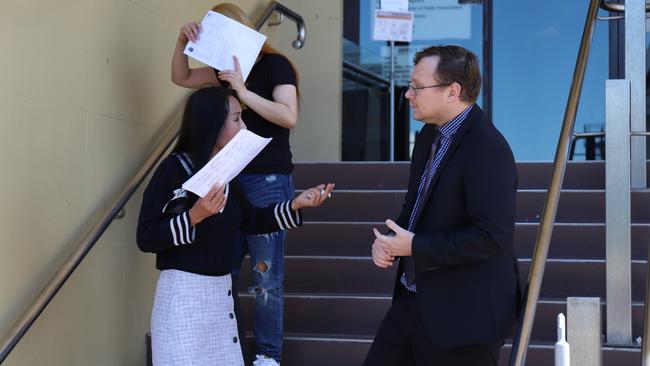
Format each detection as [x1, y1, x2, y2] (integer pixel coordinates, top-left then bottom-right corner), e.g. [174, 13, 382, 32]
[372, 10, 414, 42]
[410, 0, 472, 40]
[372, 0, 472, 41]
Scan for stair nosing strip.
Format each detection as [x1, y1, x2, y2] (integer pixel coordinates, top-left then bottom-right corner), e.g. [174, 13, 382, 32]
[240, 293, 646, 306]
[281, 256, 648, 264]
[246, 334, 640, 351]
[299, 221, 650, 227]
[240, 293, 392, 300]
[295, 189, 622, 193]
[293, 160, 617, 165]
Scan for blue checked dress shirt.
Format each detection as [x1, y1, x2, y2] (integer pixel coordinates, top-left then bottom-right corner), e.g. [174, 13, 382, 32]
[401, 104, 474, 292]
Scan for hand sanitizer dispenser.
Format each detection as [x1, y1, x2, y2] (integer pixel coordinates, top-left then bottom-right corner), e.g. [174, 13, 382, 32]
[555, 313, 570, 366]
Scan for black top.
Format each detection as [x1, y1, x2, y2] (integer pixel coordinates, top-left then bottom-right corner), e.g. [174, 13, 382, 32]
[219, 53, 297, 174]
[136, 154, 302, 276]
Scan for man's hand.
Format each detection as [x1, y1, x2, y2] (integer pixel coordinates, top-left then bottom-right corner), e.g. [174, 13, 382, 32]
[372, 219, 415, 257]
[371, 240, 395, 268]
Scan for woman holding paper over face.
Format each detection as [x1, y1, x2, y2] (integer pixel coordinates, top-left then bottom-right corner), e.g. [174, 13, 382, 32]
[172, 3, 302, 365]
[137, 87, 333, 366]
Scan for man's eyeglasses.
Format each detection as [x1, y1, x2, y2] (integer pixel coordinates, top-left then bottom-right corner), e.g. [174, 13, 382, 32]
[406, 81, 451, 96]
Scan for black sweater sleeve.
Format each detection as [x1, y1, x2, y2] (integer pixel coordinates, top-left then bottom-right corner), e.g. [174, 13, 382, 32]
[231, 181, 303, 235]
[136, 157, 196, 253]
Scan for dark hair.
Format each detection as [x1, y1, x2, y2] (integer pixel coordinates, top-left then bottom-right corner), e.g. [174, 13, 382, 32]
[413, 45, 481, 103]
[173, 87, 236, 169]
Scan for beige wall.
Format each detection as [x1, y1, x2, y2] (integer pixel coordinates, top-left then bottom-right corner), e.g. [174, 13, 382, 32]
[260, 0, 343, 161]
[0, 0, 271, 365]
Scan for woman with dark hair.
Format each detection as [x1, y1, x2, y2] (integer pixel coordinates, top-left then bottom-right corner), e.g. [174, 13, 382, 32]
[172, 4, 302, 365]
[137, 87, 333, 366]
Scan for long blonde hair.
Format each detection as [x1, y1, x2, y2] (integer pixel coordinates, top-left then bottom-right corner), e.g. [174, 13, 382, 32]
[212, 3, 301, 95]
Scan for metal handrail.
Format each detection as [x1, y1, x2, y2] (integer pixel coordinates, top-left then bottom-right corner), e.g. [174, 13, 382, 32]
[343, 70, 388, 89]
[573, 131, 605, 138]
[508, 0, 602, 364]
[343, 60, 391, 87]
[255, 1, 306, 49]
[0, 96, 188, 364]
[600, 0, 650, 13]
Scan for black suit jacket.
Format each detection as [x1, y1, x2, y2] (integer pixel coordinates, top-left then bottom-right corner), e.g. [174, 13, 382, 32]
[393, 105, 521, 347]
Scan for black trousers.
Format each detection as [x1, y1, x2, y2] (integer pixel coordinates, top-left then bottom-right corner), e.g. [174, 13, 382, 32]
[363, 290, 502, 366]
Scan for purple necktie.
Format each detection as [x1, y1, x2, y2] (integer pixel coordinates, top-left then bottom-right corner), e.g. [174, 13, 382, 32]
[403, 130, 441, 287]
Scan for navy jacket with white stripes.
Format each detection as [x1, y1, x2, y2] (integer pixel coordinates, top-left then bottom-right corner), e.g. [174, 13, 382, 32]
[136, 154, 301, 276]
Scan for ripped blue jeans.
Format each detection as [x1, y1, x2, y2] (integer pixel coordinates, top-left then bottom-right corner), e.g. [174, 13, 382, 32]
[232, 173, 294, 363]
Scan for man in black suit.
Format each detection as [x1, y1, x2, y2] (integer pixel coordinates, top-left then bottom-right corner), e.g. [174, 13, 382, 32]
[363, 45, 520, 366]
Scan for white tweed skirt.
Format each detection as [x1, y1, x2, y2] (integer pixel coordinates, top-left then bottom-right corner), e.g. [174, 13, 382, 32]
[151, 270, 244, 366]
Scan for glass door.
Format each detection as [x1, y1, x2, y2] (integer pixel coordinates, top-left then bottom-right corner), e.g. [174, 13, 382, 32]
[343, 0, 486, 160]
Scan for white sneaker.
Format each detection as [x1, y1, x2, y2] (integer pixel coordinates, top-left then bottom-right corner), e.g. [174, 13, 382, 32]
[252, 354, 280, 366]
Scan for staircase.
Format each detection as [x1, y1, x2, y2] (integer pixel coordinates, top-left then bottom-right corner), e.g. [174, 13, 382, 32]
[239, 161, 649, 365]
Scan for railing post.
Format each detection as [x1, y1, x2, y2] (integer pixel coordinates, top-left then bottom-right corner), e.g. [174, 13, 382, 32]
[567, 297, 602, 366]
[389, 40, 395, 162]
[643, 241, 650, 365]
[626, 0, 647, 188]
[605, 79, 632, 345]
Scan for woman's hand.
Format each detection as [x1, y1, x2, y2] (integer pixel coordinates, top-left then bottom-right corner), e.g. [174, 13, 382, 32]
[291, 183, 335, 210]
[188, 184, 227, 225]
[217, 55, 247, 94]
[178, 22, 202, 44]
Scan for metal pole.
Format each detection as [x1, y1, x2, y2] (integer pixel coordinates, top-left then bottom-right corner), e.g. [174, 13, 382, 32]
[482, 0, 493, 120]
[390, 40, 395, 161]
[605, 80, 632, 345]
[643, 240, 650, 365]
[626, 0, 647, 188]
[508, 0, 601, 364]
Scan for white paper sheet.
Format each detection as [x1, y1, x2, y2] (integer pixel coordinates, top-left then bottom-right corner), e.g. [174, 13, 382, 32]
[182, 130, 272, 197]
[184, 10, 267, 81]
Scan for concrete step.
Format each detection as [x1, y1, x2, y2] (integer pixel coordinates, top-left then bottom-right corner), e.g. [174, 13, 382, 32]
[240, 295, 644, 342]
[286, 222, 650, 260]
[237, 257, 648, 301]
[243, 334, 641, 366]
[293, 161, 650, 190]
[143, 331, 642, 366]
[300, 190, 650, 223]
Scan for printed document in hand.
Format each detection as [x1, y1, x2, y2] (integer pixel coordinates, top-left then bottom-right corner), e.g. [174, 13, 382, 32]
[182, 130, 271, 197]
[183, 10, 267, 81]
